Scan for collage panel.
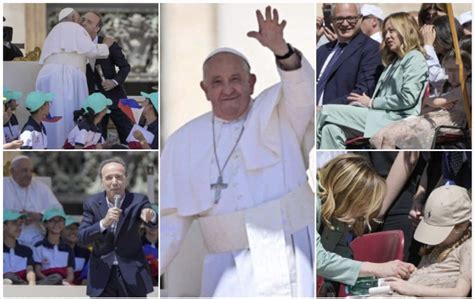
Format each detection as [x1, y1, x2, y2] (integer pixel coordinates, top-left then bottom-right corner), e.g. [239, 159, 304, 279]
[4, 3, 159, 150]
[316, 151, 471, 297]
[3, 151, 158, 296]
[2, 2, 159, 298]
[160, 3, 315, 297]
[316, 3, 472, 150]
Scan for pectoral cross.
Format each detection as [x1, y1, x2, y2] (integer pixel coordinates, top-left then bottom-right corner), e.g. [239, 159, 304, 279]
[211, 175, 228, 204]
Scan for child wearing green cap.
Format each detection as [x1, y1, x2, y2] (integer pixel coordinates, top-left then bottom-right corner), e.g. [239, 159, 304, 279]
[128, 91, 158, 149]
[33, 208, 74, 285]
[3, 87, 23, 149]
[64, 92, 112, 149]
[3, 210, 36, 285]
[60, 215, 90, 285]
[19, 91, 53, 149]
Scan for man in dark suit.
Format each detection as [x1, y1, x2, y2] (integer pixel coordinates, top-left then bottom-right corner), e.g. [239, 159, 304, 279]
[78, 157, 157, 297]
[316, 3, 383, 105]
[82, 11, 133, 144]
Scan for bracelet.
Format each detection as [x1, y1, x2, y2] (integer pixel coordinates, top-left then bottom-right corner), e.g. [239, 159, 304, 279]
[372, 218, 384, 224]
[368, 98, 374, 108]
[275, 43, 294, 60]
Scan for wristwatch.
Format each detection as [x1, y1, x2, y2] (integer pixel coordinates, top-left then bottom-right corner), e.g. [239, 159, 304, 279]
[275, 43, 294, 60]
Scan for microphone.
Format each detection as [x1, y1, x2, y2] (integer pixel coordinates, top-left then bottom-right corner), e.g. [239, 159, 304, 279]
[96, 64, 105, 82]
[111, 194, 121, 231]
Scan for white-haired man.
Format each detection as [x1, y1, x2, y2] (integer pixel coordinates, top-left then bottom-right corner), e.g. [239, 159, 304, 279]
[3, 155, 62, 247]
[36, 8, 113, 149]
[160, 6, 314, 297]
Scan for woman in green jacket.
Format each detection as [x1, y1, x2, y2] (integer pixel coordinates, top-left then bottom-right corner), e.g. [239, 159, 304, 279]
[317, 154, 416, 286]
[317, 12, 428, 149]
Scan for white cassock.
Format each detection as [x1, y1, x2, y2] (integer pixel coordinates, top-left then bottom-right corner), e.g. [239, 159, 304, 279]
[36, 22, 109, 149]
[160, 55, 315, 297]
[3, 177, 63, 247]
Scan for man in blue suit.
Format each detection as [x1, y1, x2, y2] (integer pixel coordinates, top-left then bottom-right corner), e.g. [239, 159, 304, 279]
[79, 157, 157, 297]
[82, 11, 133, 144]
[317, 3, 383, 105]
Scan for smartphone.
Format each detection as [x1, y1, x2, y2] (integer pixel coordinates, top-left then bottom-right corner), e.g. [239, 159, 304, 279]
[323, 7, 334, 33]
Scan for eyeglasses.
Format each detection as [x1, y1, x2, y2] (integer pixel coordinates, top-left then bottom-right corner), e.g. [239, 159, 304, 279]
[333, 15, 361, 25]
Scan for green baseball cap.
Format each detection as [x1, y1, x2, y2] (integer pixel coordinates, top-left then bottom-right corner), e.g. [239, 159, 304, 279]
[4, 210, 26, 222]
[3, 87, 22, 102]
[25, 91, 54, 112]
[64, 215, 79, 227]
[83, 92, 112, 114]
[141, 91, 159, 112]
[42, 208, 66, 222]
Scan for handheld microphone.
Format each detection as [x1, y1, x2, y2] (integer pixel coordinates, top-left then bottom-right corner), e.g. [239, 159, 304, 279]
[111, 194, 121, 231]
[96, 64, 106, 82]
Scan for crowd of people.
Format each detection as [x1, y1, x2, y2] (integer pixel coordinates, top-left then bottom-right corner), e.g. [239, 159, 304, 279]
[3, 156, 158, 289]
[316, 3, 472, 149]
[317, 151, 471, 297]
[3, 8, 158, 150]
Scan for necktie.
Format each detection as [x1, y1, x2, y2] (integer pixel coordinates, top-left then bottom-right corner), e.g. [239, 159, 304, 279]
[317, 42, 347, 102]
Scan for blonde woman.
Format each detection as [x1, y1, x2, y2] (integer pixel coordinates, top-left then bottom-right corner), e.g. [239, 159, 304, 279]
[317, 154, 416, 286]
[317, 12, 428, 149]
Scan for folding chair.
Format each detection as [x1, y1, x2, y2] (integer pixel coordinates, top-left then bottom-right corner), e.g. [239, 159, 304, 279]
[431, 125, 470, 149]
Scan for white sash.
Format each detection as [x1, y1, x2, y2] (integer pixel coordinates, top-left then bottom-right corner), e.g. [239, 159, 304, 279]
[198, 183, 314, 296]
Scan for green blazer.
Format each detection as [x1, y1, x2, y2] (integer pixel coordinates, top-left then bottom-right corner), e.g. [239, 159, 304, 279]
[364, 50, 428, 137]
[317, 195, 361, 286]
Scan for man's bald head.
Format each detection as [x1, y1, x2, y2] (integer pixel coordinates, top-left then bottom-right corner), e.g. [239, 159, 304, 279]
[10, 156, 34, 188]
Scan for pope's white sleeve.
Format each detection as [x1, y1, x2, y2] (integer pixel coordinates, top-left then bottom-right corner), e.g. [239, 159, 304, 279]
[84, 43, 109, 59]
[277, 54, 315, 144]
[160, 212, 193, 274]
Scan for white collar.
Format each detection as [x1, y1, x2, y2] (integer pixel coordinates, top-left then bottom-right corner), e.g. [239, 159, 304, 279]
[93, 35, 99, 44]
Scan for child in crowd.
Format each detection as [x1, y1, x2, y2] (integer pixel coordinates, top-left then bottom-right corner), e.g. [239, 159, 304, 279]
[61, 215, 90, 285]
[19, 91, 53, 149]
[33, 208, 74, 285]
[142, 204, 158, 285]
[3, 210, 35, 285]
[3, 87, 23, 149]
[371, 49, 471, 148]
[64, 93, 112, 149]
[128, 92, 159, 149]
[385, 185, 471, 297]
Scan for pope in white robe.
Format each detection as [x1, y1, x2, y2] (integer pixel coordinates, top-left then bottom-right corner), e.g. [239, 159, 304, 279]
[3, 156, 63, 248]
[36, 8, 110, 148]
[160, 7, 315, 297]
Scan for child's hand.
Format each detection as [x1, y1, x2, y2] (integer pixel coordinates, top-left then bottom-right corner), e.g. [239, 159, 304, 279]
[441, 101, 456, 110]
[133, 130, 146, 142]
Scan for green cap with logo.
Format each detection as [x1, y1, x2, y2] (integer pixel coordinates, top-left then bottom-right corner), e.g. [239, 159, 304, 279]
[42, 208, 67, 222]
[140, 91, 159, 112]
[414, 185, 471, 245]
[25, 91, 54, 112]
[82, 92, 112, 114]
[4, 210, 26, 222]
[64, 215, 80, 227]
[3, 87, 22, 102]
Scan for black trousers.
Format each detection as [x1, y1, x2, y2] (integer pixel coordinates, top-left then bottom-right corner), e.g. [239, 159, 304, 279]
[100, 266, 129, 297]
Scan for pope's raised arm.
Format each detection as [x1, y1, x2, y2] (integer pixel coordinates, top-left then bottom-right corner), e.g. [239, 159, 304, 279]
[247, 6, 301, 70]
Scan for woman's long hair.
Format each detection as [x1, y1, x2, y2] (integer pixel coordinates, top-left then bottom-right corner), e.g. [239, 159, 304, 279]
[318, 154, 386, 236]
[381, 12, 425, 66]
